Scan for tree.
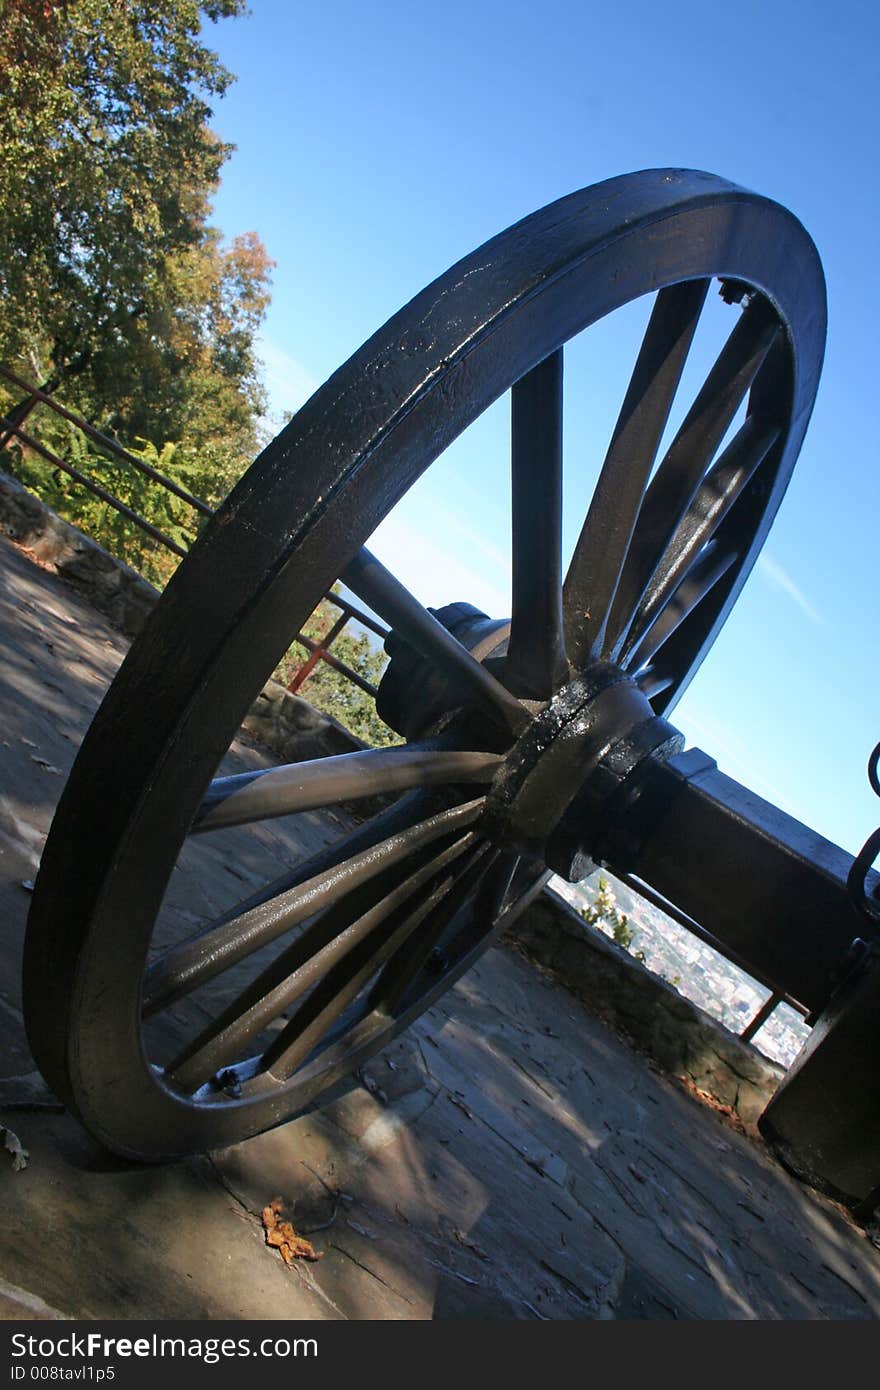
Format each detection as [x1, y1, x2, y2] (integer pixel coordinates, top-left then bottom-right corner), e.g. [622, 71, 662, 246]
[85, 226, 273, 483]
[0, 4, 394, 752]
[580, 875, 638, 955]
[0, 0, 269, 466]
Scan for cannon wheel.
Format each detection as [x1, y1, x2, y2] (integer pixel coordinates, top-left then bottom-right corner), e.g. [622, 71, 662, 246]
[23, 170, 825, 1159]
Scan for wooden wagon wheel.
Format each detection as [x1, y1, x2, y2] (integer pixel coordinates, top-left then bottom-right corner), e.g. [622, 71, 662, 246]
[23, 169, 825, 1159]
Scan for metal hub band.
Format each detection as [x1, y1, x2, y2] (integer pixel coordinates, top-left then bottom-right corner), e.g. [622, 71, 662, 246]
[481, 662, 683, 877]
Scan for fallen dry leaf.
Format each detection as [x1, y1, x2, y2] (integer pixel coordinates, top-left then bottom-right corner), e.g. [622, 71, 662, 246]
[678, 1076, 747, 1135]
[262, 1196, 322, 1264]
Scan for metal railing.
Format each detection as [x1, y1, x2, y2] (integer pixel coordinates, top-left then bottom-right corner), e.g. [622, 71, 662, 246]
[0, 363, 212, 557]
[0, 365, 387, 697]
[286, 591, 389, 698]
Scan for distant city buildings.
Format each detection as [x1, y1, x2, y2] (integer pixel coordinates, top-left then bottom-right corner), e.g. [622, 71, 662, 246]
[549, 872, 810, 1070]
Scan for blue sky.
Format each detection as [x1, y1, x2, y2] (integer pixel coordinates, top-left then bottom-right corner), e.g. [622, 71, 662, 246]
[204, 0, 878, 857]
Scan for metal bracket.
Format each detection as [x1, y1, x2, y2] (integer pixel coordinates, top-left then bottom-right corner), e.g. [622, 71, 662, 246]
[759, 938, 880, 1209]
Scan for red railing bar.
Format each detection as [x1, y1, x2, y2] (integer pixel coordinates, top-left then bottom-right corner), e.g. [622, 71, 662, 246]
[740, 990, 783, 1044]
[287, 610, 351, 694]
[290, 631, 379, 698]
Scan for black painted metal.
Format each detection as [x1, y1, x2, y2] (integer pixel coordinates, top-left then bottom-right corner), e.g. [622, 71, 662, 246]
[623, 414, 781, 655]
[192, 746, 500, 834]
[376, 602, 511, 743]
[606, 296, 781, 665]
[23, 170, 838, 1164]
[614, 870, 808, 1021]
[481, 663, 684, 880]
[168, 832, 480, 1093]
[750, 742, 880, 1210]
[344, 547, 529, 738]
[563, 279, 710, 666]
[1, 417, 193, 558]
[612, 751, 878, 1015]
[847, 739, 880, 925]
[758, 944, 880, 1207]
[143, 797, 486, 1014]
[506, 349, 567, 699]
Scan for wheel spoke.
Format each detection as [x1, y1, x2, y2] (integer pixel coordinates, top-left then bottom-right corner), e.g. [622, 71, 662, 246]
[505, 349, 567, 699]
[261, 844, 495, 1081]
[486, 851, 522, 920]
[605, 295, 780, 659]
[620, 414, 781, 662]
[626, 543, 739, 672]
[179, 788, 433, 948]
[342, 547, 529, 738]
[563, 279, 710, 667]
[636, 667, 676, 700]
[142, 796, 486, 1013]
[367, 842, 498, 1015]
[167, 832, 478, 1092]
[191, 745, 502, 834]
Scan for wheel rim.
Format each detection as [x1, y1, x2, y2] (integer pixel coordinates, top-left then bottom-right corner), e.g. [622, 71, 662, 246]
[24, 169, 825, 1158]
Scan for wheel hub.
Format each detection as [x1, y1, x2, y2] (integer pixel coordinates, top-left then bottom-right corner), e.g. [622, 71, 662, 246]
[377, 604, 684, 880]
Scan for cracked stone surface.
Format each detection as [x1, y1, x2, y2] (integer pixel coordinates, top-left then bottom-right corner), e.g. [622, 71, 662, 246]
[1, 531, 880, 1320]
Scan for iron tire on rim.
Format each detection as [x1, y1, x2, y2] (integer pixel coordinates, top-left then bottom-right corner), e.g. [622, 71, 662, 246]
[24, 169, 825, 1159]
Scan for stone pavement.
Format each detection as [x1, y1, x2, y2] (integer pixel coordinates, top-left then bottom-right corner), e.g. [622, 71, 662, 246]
[1, 530, 879, 1320]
